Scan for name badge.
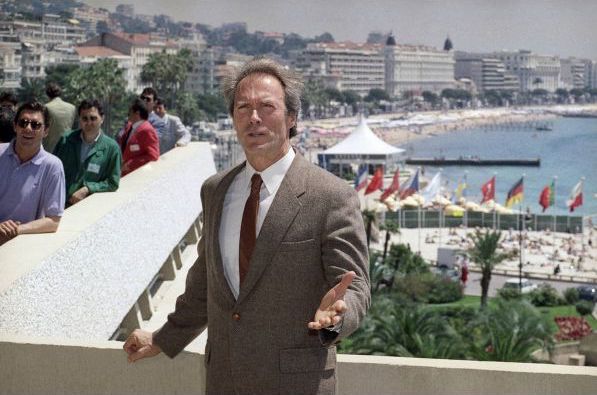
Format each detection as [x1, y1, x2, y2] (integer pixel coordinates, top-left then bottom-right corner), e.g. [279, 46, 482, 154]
[130, 144, 140, 152]
[87, 163, 101, 174]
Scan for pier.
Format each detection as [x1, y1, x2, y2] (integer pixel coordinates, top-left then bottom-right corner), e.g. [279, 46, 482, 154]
[405, 157, 541, 167]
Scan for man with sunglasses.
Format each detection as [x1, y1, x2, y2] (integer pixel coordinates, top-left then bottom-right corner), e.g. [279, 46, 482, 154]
[0, 101, 65, 246]
[53, 99, 122, 206]
[139, 87, 166, 141]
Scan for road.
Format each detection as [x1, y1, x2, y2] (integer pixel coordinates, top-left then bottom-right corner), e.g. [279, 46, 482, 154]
[464, 272, 595, 297]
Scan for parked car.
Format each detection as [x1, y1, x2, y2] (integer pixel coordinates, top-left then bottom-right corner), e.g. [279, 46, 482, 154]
[577, 285, 597, 302]
[502, 278, 538, 294]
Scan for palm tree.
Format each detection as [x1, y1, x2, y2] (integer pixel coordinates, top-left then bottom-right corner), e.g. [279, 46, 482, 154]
[380, 219, 400, 263]
[17, 78, 46, 103]
[469, 299, 553, 362]
[361, 209, 377, 248]
[465, 229, 508, 308]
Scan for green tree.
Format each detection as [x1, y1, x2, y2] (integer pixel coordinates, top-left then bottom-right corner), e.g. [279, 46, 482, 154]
[364, 88, 390, 103]
[44, 64, 80, 90]
[196, 93, 227, 122]
[465, 229, 508, 308]
[141, 49, 194, 108]
[63, 58, 128, 136]
[174, 91, 201, 126]
[469, 299, 553, 362]
[17, 77, 46, 103]
[422, 91, 439, 106]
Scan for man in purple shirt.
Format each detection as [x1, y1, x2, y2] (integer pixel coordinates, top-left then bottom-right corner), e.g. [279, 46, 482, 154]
[0, 101, 65, 246]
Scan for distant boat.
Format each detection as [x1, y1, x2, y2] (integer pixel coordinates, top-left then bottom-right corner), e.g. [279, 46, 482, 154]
[535, 125, 553, 131]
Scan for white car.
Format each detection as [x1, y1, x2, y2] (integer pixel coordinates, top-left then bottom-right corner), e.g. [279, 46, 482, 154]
[502, 278, 538, 294]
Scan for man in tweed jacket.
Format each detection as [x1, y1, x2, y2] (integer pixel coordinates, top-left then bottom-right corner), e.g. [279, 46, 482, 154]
[124, 58, 370, 395]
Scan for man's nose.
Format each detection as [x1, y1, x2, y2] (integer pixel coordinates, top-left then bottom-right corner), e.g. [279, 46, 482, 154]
[249, 109, 261, 124]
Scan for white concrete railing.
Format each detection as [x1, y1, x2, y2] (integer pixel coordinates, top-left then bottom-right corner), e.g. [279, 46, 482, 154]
[0, 142, 216, 340]
[1, 336, 596, 395]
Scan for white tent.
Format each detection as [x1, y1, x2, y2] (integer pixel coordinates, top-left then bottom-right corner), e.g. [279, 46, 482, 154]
[318, 116, 405, 174]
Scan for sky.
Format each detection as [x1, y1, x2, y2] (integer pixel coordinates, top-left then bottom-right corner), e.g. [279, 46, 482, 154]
[83, 0, 597, 59]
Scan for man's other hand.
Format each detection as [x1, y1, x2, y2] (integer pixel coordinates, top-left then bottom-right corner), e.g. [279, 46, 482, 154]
[68, 186, 90, 205]
[307, 271, 355, 330]
[123, 329, 162, 363]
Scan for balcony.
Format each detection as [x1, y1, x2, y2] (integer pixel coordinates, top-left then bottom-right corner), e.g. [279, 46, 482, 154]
[1, 142, 596, 394]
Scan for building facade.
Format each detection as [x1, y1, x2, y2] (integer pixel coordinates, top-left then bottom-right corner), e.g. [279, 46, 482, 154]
[384, 35, 455, 97]
[296, 42, 385, 96]
[491, 50, 560, 92]
[454, 51, 519, 93]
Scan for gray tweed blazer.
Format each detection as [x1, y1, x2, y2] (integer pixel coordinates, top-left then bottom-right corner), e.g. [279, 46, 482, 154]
[154, 153, 370, 395]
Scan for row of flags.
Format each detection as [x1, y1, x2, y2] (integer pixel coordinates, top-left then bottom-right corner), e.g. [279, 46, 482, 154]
[354, 165, 585, 212]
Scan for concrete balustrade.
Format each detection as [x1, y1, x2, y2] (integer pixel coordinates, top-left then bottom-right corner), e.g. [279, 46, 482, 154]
[0, 142, 216, 340]
[1, 335, 596, 395]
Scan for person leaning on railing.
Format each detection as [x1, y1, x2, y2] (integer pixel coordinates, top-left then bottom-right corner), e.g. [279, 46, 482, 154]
[0, 101, 65, 246]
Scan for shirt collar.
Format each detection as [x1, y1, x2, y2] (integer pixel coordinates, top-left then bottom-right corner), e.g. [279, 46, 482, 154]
[79, 130, 102, 145]
[131, 120, 144, 132]
[9, 140, 46, 165]
[244, 148, 295, 195]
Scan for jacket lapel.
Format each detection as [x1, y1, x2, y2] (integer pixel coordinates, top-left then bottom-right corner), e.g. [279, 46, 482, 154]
[210, 162, 246, 303]
[236, 155, 308, 305]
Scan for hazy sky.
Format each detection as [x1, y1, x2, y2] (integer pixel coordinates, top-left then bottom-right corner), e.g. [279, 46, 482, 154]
[83, 0, 597, 59]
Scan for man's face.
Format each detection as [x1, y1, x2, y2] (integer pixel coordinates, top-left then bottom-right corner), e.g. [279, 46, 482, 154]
[14, 110, 47, 152]
[155, 104, 166, 118]
[232, 73, 295, 168]
[140, 93, 155, 112]
[79, 107, 103, 135]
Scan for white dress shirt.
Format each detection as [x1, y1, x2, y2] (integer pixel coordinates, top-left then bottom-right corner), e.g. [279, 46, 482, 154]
[219, 148, 295, 299]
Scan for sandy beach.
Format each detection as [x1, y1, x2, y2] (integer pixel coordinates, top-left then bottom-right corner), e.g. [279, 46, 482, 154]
[371, 225, 597, 283]
[299, 104, 597, 148]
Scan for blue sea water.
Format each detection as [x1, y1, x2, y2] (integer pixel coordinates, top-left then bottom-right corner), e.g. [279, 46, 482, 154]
[402, 117, 597, 216]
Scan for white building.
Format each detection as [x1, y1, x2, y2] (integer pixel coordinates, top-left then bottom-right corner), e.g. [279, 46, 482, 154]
[491, 50, 560, 92]
[454, 51, 519, 92]
[296, 42, 385, 96]
[0, 40, 21, 89]
[78, 32, 179, 92]
[70, 4, 110, 34]
[560, 57, 590, 90]
[384, 34, 455, 97]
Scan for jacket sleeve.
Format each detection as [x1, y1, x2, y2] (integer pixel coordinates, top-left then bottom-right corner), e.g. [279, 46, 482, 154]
[122, 126, 160, 172]
[320, 183, 371, 345]
[85, 143, 122, 193]
[153, 184, 209, 358]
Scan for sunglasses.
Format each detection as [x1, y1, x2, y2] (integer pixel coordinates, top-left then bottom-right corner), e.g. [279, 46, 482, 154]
[81, 115, 99, 122]
[140, 95, 153, 102]
[17, 118, 44, 131]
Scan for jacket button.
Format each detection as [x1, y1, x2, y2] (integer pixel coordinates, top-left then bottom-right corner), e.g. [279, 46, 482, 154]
[232, 313, 241, 321]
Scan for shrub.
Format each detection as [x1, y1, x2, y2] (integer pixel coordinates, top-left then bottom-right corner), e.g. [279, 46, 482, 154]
[563, 287, 580, 305]
[575, 300, 595, 316]
[497, 287, 523, 301]
[529, 284, 564, 307]
[427, 277, 463, 304]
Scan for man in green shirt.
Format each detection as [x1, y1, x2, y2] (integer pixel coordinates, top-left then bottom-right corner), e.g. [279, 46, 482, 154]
[54, 99, 121, 206]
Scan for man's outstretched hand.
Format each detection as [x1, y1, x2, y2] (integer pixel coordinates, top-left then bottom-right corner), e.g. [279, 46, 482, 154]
[123, 329, 162, 363]
[307, 271, 355, 330]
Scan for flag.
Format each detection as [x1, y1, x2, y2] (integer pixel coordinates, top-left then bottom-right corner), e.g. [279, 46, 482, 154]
[399, 169, 419, 199]
[539, 180, 555, 212]
[380, 168, 400, 201]
[354, 165, 368, 192]
[421, 172, 441, 203]
[505, 177, 524, 208]
[453, 177, 467, 202]
[480, 176, 495, 203]
[365, 167, 384, 195]
[567, 179, 583, 212]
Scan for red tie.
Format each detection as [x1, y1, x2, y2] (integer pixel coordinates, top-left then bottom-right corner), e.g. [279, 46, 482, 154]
[239, 174, 263, 286]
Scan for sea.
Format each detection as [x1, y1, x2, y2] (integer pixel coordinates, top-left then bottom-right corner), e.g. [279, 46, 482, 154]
[402, 117, 597, 217]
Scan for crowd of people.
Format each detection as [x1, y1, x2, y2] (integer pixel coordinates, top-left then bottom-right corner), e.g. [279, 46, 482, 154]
[0, 83, 191, 245]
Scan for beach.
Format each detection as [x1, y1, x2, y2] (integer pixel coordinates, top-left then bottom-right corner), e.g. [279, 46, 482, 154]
[299, 104, 597, 148]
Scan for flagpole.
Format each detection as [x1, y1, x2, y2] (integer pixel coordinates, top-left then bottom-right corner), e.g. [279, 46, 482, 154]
[463, 170, 468, 230]
[438, 168, 443, 249]
[417, 167, 422, 255]
[519, 173, 525, 292]
[553, 175, 557, 247]
[493, 171, 497, 230]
